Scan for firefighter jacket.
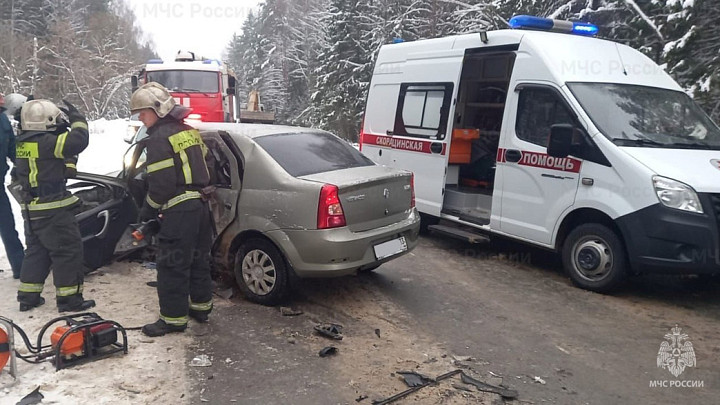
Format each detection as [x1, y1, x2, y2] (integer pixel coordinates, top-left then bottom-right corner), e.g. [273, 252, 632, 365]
[0, 107, 14, 177]
[14, 119, 89, 218]
[141, 115, 210, 215]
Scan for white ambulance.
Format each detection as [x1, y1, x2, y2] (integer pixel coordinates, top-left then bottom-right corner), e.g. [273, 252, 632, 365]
[360, 15, 720, 292]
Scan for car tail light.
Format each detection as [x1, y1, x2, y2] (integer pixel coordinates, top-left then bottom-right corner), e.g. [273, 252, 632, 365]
[318, 184, 346, 229]
[410, 173, 415, 208]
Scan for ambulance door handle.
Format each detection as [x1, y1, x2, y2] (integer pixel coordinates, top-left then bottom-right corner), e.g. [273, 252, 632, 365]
[505, 149, 521, 162]
[430, 143, 443, 154]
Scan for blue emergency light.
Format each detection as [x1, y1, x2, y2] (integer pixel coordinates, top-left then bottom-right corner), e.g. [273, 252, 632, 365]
[203, 59, 222, 66]
[509, 15, 598, 37]
[147, 59, 164, 64]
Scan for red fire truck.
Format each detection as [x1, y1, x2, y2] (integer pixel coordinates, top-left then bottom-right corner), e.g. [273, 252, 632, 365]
[131, 51, 237, 122]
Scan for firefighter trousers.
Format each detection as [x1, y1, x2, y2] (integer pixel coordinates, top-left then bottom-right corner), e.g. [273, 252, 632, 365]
[156, 199, 213, 325]
[17, 208, 85, 302]
[0, 184, 24, 276]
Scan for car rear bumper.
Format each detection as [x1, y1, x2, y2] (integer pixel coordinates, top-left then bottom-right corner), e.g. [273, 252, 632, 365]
[267, 208, 420, 277]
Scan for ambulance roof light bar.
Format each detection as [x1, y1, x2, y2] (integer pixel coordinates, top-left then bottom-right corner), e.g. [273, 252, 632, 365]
[509, 15, 599, 37]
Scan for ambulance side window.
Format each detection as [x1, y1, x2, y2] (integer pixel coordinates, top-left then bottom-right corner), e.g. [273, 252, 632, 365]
[393, 83, 453, 139]
[516, 88, 576, 147]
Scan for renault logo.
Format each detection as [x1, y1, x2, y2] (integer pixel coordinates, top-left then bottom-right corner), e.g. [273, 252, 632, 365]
[383, 188, 390, 199]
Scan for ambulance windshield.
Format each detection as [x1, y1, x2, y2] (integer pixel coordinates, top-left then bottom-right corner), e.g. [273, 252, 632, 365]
[568, 83, 720, 149]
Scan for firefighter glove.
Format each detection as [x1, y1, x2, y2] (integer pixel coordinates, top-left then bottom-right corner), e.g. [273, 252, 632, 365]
[138, 203, 159, 222]
[59, 99, 86, 123]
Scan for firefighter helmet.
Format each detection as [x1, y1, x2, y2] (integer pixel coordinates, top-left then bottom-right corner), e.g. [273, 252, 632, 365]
[130, 82, 176, 118]
[21, 99, 62, 131]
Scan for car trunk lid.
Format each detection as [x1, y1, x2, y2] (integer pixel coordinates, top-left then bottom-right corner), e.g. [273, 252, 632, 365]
[301, 166, 413, 232]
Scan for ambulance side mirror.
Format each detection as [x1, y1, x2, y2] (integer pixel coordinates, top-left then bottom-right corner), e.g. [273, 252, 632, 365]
[131, 75, 138, 93]
[548, 124, 573, 158]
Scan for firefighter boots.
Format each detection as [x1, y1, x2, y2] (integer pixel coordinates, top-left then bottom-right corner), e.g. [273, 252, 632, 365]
[57, 294, 96, 313]
[18, 294, 45, 312]
[189, 309, 209, 323]
[141, 319, 187, 337]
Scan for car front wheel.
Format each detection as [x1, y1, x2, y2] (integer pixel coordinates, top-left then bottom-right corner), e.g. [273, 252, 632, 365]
[562, 223, 627, 293]
[234, 238, 288, 305]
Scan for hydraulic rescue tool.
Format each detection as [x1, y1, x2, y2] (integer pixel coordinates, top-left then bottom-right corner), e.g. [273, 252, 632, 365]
[0, 313, 128, 374]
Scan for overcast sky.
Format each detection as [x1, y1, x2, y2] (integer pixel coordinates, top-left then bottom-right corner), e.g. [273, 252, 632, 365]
[126, 0, 262, 62]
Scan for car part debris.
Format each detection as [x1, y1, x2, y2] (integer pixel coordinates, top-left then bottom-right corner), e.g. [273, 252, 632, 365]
[372, 369, 518, 404]
[397, 371, 433, 387]
[318, 346, 338, 357]
[280, 307, 303, 316]
[533, 376, 546, 384]
[190, 354, 212, 367]
[461, 371, 519, 399]
[314, 323, 343, 340]
[1, 314, 128, 372]
[17, 386, 44, 405]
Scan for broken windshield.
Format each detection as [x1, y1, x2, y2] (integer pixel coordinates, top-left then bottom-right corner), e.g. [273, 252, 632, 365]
[568, 83, 720, 149]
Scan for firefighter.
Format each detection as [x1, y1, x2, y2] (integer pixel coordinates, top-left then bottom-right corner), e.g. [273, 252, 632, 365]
[14, 99, 95, 312]
[130, 82, 213, 337]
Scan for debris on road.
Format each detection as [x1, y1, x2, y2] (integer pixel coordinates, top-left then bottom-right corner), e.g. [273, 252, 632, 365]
[533, 376, 546, 385]
[215, 287, 235, 300]
[397, 371, 434, 387]
[452, 354, 473, 362]
[16, 386, 44, 405]
[279, 307, 303, 316]
[314, 323, 343, 340]
[190, 355, 212, 367]
[356, 394, 368, 402]
[461, 371, 518, 399]
[319, 346, 338, 357]
[374, 328, 381, 338]
[372, 369, 518, 405]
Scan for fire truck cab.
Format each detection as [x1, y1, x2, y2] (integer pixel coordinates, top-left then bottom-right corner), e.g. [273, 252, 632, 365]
[132, 51, 237, 123]
[360, 16, 720, 292]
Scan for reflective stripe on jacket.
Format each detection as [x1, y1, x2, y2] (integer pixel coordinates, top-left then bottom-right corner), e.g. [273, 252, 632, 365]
[14, 120, 89, 218]
[141, 116, 210, 213]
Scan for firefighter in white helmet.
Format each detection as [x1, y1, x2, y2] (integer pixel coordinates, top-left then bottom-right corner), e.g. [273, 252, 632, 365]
[130, 82, 213, 336]
[14, 99, 95, 312]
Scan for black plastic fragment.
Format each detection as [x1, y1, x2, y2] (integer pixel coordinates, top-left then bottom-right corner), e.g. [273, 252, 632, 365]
[460, 372, 519, 399]
[319, 346, 338, 357]
[397, 371, 434, 387]
[17, 386, 44, 405]
[314, 323, 343, 340]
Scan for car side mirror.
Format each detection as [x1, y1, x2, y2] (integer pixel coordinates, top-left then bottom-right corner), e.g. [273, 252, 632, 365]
[548, 124, 573, 158]
[227, 87, 236, 96]
[131, 75, 138, 93]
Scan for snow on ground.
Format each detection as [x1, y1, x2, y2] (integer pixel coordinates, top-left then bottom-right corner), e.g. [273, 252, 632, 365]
[0, 119, 193, 404]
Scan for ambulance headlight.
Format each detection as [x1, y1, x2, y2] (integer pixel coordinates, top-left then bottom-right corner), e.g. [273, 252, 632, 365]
[652, 176, 703, 214]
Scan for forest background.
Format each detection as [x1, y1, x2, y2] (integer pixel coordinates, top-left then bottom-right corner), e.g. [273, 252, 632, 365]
[1, 0, 716, 141]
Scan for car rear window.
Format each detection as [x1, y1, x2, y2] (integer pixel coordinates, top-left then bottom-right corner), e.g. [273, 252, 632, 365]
[255, 132, 374, 177]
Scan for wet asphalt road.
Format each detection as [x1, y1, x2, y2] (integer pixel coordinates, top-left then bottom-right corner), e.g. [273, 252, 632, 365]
[189, 233, 720, 404]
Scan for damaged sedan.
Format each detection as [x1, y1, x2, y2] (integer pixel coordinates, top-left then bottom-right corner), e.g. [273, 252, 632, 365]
[25, 123, 420, 305]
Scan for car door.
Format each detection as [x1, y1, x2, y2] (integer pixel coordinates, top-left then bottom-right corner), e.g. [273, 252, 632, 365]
[68, 173, 138, 271]
[497, 84, 583, 245]
[200, 130, 241, 238]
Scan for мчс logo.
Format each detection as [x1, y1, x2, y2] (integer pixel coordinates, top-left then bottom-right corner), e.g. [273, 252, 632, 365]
[657, 325, 696, 378]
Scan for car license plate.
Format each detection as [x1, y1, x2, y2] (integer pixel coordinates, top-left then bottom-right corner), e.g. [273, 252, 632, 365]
[373, 236, 407, 260]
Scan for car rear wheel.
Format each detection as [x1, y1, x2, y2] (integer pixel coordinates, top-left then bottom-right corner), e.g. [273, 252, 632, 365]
[562, 223, 627, 293]
[235, 238, 288, 305]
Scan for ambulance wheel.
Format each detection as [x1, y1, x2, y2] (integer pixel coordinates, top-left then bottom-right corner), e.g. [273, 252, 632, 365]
[235, 238, 288, 306]
[562, 223, 627, 292]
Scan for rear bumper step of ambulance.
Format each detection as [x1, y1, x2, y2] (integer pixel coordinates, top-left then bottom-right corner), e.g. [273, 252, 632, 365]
[428, 224, 490, 244]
